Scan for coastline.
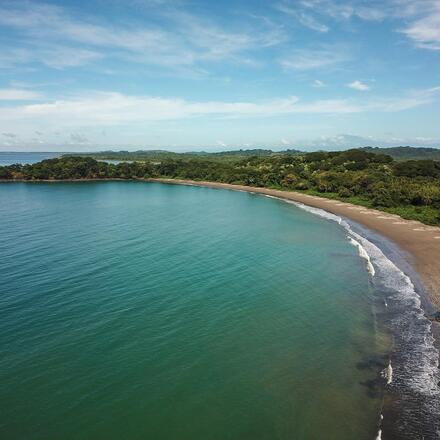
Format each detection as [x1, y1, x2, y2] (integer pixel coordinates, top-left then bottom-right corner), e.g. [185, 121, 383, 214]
[3, 177, 440, 436]
[148, 178, 440, 437]
[148, 178, 440, 312]
[3, 177, 439, 311]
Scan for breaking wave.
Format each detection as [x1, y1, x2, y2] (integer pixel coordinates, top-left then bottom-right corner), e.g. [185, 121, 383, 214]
[264, 195, 440, 438]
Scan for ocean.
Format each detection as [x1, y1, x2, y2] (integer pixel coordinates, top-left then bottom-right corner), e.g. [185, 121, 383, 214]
[0, 152, 128, 166]
[0, 152, 62, 166]
[0, 180, 438, 439]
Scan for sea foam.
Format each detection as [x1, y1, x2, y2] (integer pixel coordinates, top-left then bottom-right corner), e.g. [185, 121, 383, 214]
[262, 195, 440, 436]
[287, 200, 439, 394]
[348, 236, 375, 276]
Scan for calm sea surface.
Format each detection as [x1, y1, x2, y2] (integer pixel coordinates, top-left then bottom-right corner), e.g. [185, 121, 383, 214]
[0, 181, 389, 439]
[0, 152, 62, 166]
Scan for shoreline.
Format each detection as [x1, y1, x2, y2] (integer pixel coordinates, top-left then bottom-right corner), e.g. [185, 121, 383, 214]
[148, 179, 440, 437]
[3, 176, 440, 435]
[148, 179, 440, 311]
[3, 177, 440, 312]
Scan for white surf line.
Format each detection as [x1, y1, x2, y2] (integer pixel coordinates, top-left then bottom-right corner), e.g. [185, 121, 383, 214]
[348, 236, 376, 276]
[387, 360, 393, 385]
[380, 360, 393, 385]
[273, 195, 440, 425]
[376, 414, 384, 440]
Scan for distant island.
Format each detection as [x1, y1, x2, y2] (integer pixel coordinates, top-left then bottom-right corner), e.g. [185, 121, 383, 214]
[69, 148, 303, 162]
[361, 146, 440, 161]
[71, 145, 440, 162]
[1, 148, 440, 225]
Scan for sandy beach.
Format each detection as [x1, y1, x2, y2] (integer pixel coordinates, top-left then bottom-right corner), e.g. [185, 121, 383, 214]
[149, 178, 440, 314]
[4, 176, 440, 312]
[3, 176, 439, 436]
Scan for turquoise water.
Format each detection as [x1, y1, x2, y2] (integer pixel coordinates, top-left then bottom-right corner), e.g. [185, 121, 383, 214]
[0, 182, 388, 439]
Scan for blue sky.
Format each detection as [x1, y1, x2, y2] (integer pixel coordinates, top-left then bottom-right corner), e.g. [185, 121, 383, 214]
[0, 0, 440, 151]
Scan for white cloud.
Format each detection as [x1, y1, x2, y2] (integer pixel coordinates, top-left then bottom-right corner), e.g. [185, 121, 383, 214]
[347, 80, 370, 91]
[276, 4, 329, 32]
[280, 47, 349, 71]
[398, 1, 440, 50]
[0, 87, 438, 138]
[0, 46, 102, 70]
[0, 88, 42, 100]
[312, 79, 326, 87]
[216, 140, 227, 148]
[297, 0, 386, 22]
[0, 2, 285, 71]
[297, 13, 329, 32]
[372, 86, 440, 111]
[297, 132, 440, 149]
[292, 0, 440, 52]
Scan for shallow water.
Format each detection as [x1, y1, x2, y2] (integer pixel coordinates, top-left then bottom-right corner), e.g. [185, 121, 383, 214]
[288, 200, 440, 439]
[0, 182, 391, 439]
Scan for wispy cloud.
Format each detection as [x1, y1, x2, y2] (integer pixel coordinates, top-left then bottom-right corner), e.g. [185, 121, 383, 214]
[296, 0, 386, 22]
[312, 79, 326, 87]
[297, 132, 440, 149]
[276, 3, 329, 32]
[278, 0, 440, 53]
[0, 1, 285, 72]
[216, 140, 228, 148]
[347, 80, 370, 91]
[0, 88, 43, 100]
[280, 46, 349, 71]
[289, 0, 440, 51]
[398, 0, 440, 50]
[373, 86, 440, 111]
[0, 87, 437, 134]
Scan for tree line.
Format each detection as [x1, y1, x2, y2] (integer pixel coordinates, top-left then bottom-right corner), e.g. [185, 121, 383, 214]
[1, 150, 440, 225]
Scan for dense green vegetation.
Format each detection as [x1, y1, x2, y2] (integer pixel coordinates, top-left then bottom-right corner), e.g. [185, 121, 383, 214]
[361, 146, 440, 161]
[72, 148, 302, 163]
[73, 146, 440, 162]
[1, 150, 440, 225]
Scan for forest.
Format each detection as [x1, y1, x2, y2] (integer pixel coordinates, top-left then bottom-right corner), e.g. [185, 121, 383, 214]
[1, 149, 440, 225]
[75, 145, 440, 162]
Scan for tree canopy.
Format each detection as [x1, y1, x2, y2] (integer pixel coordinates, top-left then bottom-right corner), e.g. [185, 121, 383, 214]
[1, 151, 440, 225]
